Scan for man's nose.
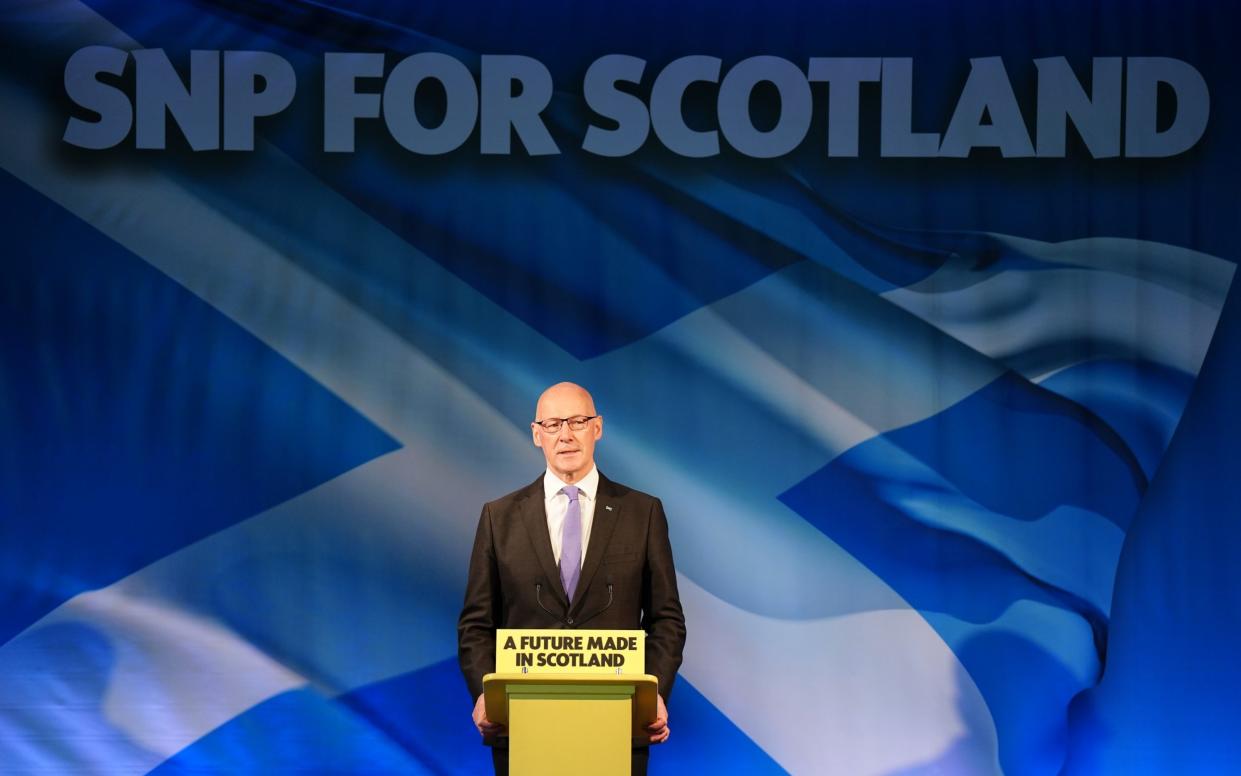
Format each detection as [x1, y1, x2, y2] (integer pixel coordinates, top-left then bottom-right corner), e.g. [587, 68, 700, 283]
[557, 422, 575, 441]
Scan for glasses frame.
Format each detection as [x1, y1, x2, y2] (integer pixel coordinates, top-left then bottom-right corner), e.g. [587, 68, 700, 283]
[533, 415, 600, 434]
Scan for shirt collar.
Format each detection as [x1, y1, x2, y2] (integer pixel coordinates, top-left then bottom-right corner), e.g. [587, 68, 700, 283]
[544, 465, 598, 502]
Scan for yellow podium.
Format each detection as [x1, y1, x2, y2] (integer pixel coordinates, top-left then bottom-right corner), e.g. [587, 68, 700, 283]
[483, 628, 657, 776]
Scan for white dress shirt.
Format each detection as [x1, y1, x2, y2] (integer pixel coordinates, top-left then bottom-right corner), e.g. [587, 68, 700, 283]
[543, 465, 598, 569]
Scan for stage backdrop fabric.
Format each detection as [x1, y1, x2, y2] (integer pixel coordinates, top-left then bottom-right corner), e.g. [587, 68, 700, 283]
[2, 1, 1240, 774]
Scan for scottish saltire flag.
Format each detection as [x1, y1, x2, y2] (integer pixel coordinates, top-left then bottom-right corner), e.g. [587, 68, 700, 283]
[3, 0, 1241, 774]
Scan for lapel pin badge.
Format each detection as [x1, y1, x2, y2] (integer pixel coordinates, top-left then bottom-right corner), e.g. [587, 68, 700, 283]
[605, 505, 614, 511]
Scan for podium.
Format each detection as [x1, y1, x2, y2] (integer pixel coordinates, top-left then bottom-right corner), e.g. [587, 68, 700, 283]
[482, 672, 659, 776]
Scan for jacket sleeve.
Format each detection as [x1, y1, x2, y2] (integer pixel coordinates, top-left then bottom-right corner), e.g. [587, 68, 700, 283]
[641, 497, 686, 700]
[457, 504, 501, 701]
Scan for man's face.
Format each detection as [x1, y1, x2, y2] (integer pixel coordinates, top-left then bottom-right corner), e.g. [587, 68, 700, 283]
[532, 384, 603, 483]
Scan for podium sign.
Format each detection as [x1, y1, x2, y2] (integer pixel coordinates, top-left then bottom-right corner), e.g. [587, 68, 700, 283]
[485, 629, 657, 775]
[495, 628, 644, 675]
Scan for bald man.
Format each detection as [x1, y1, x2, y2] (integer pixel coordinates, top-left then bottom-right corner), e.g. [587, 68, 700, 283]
[457, 382, 686, 775]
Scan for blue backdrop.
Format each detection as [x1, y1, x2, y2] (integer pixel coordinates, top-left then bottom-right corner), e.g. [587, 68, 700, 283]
[2, 1, 1239, 773]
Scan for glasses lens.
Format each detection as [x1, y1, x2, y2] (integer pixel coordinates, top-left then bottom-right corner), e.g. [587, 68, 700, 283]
[540, 419, 563, 433]
[567, 416, 590, 430]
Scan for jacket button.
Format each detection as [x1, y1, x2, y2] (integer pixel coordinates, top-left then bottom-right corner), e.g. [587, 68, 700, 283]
[566, 617, 575, 626]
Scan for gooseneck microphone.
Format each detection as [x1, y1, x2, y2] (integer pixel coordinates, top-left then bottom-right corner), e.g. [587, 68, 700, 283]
[535, 579, 566, 625]
[575, 575, 614, 628]
[534, 575, 614, 628]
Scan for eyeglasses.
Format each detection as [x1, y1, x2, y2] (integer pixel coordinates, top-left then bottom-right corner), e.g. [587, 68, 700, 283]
[533, 415, 599, 433]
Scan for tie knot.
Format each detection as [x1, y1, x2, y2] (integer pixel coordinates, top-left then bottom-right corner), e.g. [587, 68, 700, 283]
[562, 485, 580, 502]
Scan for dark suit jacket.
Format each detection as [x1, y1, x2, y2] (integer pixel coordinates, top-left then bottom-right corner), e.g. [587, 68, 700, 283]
[457, 472, 686, 702]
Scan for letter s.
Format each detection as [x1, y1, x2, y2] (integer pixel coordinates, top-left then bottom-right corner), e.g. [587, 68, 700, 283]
[63, 46, 133, 149]
[582, 54, 649, 157]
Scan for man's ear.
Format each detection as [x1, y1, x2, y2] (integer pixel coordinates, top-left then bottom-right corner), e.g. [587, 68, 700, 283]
[531, 424, 543, 448]
[594, 416, 604, 440]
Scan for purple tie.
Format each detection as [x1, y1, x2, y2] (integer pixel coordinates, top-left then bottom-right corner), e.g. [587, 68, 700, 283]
[560, 485, 581, 603]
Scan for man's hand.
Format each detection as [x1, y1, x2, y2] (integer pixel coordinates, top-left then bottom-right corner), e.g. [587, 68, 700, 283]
[473, 693, 506, 740]
[646, 694, 670, 744]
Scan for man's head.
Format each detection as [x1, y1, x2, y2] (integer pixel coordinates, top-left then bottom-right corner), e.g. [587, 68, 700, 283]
[532, 382, 603, 484]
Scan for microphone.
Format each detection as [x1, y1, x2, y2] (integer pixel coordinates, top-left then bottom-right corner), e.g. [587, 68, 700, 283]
[535, 576, 615, 628]
[535, 579, 569, 626]
[574, 574, 615, 628]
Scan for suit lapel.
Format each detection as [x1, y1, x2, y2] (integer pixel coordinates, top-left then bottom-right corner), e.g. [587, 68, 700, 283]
[517, 476, 568, 607]
[571, 473, 622, 617]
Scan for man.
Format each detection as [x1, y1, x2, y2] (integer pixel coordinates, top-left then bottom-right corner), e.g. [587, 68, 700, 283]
[457, 382, 686, 775]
